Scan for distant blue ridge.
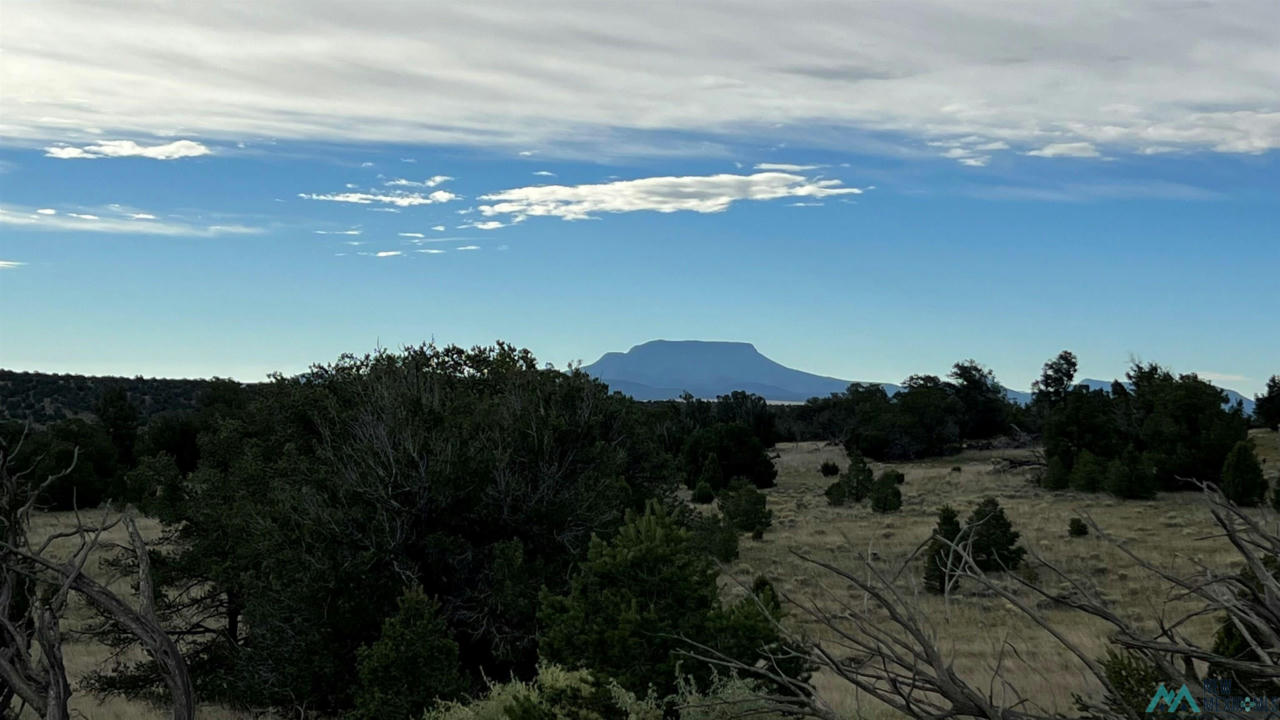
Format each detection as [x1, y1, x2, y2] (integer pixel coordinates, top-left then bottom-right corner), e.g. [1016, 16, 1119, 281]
[582, 339, 1255, 414]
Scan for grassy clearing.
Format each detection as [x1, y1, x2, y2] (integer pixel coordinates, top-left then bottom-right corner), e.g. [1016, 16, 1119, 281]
[14, 429, 1279, 719]
[727, 428, 1280, 718]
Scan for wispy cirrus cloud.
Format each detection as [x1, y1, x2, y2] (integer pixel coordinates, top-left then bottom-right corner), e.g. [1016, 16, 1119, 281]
[5, 2, 1278, 160]
[299, 190, 458, 207]
[476, 172, 863, 222]
[754, 162, 822, 171]
[1195, 371, 1251, 383]
[385, 175, 452, 188]
[314, 229, 362, 235]
[1027, 142, 1101, 158]
[0, 205, 259, 236]
[44, 139, 212, 160]
[0, 260, 26, 270]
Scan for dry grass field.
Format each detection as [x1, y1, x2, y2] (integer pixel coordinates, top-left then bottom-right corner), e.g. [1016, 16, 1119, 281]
[725, 428, 1280, 718]
[13, 429, 1280, 719]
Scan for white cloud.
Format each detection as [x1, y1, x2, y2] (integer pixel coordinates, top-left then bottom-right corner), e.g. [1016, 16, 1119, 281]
[385, 175, 452, 188]
[417, 248, 445, 254]
[1195, 371, 1250, 383]
[754, 163, 820, 171]
[299, 190, 458, 207]
[790, 202, 823, 207]
[477, 171, 863, 221]
[36, 208, 56, 215]
[398, 232, 426, 238]
[43, 139, 211, 160]
[1027, 142, 1101, 158]
[456, 245, 480, 251]
[431, 225, 445, 231]
[374, 250, 402, 257]
[0, 204, 259, 236]
[533, 170, 556, 177]
[129, 213, 157, 220]
[463, 220, 509, 230]
[0, 260, 25, 269]
[314, 229, 362, 235]
[4, 2, 1278, 159]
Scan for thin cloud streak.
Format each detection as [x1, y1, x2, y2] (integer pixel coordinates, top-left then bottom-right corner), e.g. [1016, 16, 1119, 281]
[0, 205, 259, 237]
[3, 2, 1277, 159]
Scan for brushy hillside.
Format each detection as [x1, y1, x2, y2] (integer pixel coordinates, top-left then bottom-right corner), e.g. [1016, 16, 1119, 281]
[26, 428, 1279, 720]
[0, 369, 215, 425]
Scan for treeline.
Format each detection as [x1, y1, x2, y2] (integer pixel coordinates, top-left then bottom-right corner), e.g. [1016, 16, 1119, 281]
[774, 360, 1023, 459]
[0, 369, 214, 425]
[3, 344, 805, 719]
[1034, 351, 1265, 501]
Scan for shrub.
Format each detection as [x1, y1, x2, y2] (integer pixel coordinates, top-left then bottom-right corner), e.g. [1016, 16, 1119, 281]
[819, 461, 840, 477]
[1042, 452, 1071, 490]
[1101, 451, 1157, 500]
[923, 506, 962, 594]
[687, 512, 739, 563]
[1220, 440, 1265, 507]
[537, 502, 799, 699]
[696, 453, 723, 495]
[950, 466, 962, 473]
[682, 423, 776, 490]
[718, 481, 773, 535]
[845, 450, 875, 501]
[348, 586, 465, 720]
[1068, 518, 1089, 537]
[691, 481, 715, 505]
[880, 469, 906, 485]
[1076, 649, 1173, 719]
[826, 450, 875, 506]
[964, 497, 1026, 572]
[823, 480, 849, 507]
[1068, 449, 1105, 493]
[424, 664, 793, 720]
[868, 477, 902, 513]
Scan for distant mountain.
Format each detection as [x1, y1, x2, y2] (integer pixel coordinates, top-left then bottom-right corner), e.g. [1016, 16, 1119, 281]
[581, 341, 1258, 414]
[582, 340, 898, 402]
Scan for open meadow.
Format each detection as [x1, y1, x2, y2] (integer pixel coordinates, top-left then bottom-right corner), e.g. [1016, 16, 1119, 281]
[17, 429, 1280, 719]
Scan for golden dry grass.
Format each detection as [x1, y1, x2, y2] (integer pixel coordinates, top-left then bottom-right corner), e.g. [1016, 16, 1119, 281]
[14, 513, 252, 720]
[726, 429, 1280, 718]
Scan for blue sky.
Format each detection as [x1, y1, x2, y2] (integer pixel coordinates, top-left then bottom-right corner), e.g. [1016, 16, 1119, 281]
[1, 1, 1277, 396]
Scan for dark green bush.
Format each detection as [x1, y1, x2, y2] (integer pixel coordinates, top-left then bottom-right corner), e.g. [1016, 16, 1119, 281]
[880, 468, 905, 485]
[819, 461, 840, 477]
[923, 506, 962, 594]
[691, 481, 715, 505]
[1068, 518, 1089, 537]
[868, 477, 902, 513]
[950, 466, 962, 473]
[1103, 454, 1157, 500]
[1069, 449, 1105, 493]
[537, 502, 802, 699]
[1075, 649, 1174, 719]
[696, 453, 723, 495]
[681, 423, 776, 490]
[964, 497, 1026, 572]
[687, 511, 739, 563]
[1220, 440, 1265, 507]
[718, 481, 773, 535]
[348, 587, 465, 720]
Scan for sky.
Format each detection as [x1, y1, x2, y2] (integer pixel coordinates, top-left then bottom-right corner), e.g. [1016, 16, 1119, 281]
[0, 0, 1277, 396]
